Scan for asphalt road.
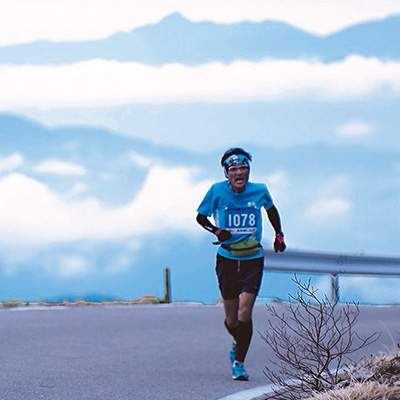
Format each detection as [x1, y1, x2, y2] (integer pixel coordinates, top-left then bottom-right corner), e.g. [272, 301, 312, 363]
[0, 304, 398, 400]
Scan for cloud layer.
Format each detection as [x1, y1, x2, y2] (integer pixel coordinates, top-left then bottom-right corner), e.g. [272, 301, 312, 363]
[1, 56, 400, 108]
[0, 166, 210, 245]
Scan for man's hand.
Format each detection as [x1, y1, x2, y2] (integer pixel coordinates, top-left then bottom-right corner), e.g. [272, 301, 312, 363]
[215, 229, 232, 242]
[274, 233, 286, 253]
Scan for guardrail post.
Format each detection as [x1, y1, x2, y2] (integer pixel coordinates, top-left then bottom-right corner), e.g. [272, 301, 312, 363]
[330, 274, 339, 304]
[163, 267, 171, 303]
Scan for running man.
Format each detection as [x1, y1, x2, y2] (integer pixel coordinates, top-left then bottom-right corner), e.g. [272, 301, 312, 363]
[196, 147, 286, 381]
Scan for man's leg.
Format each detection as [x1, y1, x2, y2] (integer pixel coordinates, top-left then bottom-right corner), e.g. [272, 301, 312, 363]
[237, 292, 256, 323]
[224, 292, 256, 363]
[216, 255, 261, 379]
[223, 297, 239, 329]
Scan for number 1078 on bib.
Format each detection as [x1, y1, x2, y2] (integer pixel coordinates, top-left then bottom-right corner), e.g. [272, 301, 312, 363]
[225, 208, 258, 234]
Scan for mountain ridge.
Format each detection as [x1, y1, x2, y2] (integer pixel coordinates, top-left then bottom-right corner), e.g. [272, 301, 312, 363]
[0, 13, 399, 65]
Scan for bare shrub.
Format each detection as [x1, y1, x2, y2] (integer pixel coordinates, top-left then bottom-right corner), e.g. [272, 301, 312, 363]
[260, 275, 380, 400]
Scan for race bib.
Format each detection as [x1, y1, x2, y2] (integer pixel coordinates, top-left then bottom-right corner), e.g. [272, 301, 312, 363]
[225, 207, 258, 234]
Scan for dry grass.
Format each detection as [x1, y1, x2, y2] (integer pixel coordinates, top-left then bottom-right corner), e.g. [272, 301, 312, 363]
[304, 381, 400, 400]
[0, 295, 163, 308]
[304, 349, 400, 400]
[360, 353, 400, 385]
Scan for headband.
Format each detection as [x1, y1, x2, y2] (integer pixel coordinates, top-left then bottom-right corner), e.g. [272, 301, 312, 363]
[223, 154, 250, 169]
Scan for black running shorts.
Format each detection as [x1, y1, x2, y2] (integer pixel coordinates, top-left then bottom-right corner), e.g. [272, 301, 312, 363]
[215, 254, 264, 300]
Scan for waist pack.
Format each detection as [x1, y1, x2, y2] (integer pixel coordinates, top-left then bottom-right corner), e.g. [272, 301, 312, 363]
[221, 240, 261, 257]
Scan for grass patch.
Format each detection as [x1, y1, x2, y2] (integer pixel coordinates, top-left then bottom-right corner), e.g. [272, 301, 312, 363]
[1, 295, 163, 308]
[303, 349, 400, 400]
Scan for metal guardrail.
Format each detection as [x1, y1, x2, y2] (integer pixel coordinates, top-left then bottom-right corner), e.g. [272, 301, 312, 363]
[263, 249, 400, 303]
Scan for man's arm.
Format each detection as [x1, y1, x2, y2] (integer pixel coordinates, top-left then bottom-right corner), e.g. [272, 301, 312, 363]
[266, 205, 283, 235]
[266, 206, 286, 253]
[196, 213, 231, 242]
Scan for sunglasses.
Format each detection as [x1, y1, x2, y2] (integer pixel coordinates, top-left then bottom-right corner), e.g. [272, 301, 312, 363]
[228, 165, 249, 173]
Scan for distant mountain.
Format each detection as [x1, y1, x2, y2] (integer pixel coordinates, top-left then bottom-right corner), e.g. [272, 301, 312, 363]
[325, 15, 400, 60]
[1, 112, 398, 220]
[0, 113, 201, 165]
[0, 13, 399, 65]
[0, 113, 204, 205]
[1, 112, 397, 183]
[1, 112, 400, 303]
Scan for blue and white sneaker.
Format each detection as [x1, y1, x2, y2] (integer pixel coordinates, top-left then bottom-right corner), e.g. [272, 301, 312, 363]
[232, 360, 249, 381]
[230, 340, 236, 365]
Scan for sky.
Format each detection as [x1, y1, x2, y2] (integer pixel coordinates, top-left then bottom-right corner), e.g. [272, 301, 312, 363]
[0, 0, 400, 304]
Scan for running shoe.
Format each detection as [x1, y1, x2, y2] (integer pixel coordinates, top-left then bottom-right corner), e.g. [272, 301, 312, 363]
[232, 360, 249, 381]
[230, 340, 236, 365]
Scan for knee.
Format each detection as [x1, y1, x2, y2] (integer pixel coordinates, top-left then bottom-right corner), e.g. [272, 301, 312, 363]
[225, 315, 238, 328]
[238, 307, 252, 323]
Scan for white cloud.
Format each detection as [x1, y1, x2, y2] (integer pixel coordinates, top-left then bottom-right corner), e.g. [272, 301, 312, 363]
[108, 165, 211, 236]
[128, 151, 154, 169]
[255, 170, 290, 206]
[64, 182, 88, 199]
[265, 171, 289, 186]
[304, 175, 352, 223]
[103, 254, 132, 275]
[318, 176, 352, 199]
[1, 57, 400, 108]
[0, 167, 211, 245]
[34, 159, 87, 175]
[0, 0, 400, 46]
[58, 255, 92, 278]
[335, 120, 373, 137]
[0, 173, 80, 242]
[306, 198, 351, 220]
[0, 153, 24, 172]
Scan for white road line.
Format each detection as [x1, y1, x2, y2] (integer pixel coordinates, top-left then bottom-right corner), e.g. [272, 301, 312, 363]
[217, 384, 273, 400]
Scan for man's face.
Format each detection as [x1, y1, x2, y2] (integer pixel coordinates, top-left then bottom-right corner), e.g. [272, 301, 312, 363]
[227, 165, 249, 193]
